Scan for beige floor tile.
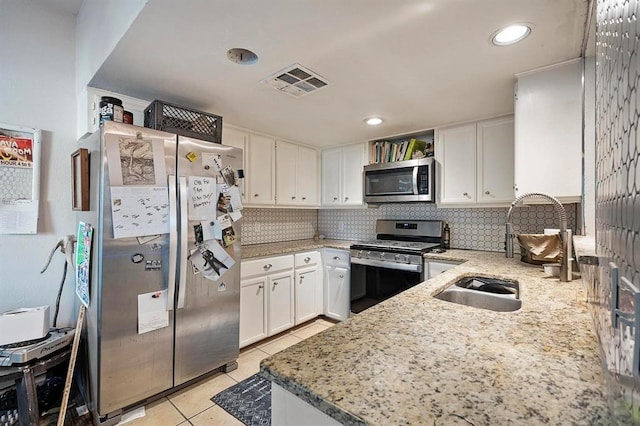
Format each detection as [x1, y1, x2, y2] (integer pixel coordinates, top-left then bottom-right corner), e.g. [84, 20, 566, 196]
[125, 398, 186, 426]
[190, 405, 244, 426]
[314, 317, 337, 328]
[168, 373, 236, 419]
[257, 334, 303, 355]
[291, 322, 330, 339]
[228, 348, 270, 382]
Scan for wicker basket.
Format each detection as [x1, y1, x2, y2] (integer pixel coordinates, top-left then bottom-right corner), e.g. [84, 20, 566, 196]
[144, 100, 222, 143]
[516, 233, 563, 265]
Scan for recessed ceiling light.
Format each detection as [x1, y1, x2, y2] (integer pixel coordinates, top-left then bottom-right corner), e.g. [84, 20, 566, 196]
[491, 24, 531, 46]
[227, 48, 258, 65]
[365, 117, 383, 126]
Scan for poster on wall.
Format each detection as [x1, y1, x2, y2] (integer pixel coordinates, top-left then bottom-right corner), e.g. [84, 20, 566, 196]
[0, 124, 41, 234]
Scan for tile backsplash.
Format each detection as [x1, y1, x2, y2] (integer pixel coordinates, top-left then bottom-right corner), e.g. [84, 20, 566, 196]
[241, 203, 578, 253]
[318, 203, 578, 252]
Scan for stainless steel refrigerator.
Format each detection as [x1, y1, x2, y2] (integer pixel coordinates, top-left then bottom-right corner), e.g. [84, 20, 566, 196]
[77, 121, 242, 424]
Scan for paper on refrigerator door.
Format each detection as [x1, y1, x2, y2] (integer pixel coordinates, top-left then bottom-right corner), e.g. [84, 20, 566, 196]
[201, 219, 222, 241]
[110, 186, 170, 239]
[137, 290, 169, 334]
[105, 133, 167, 186]
[188, 176, 218, 220]
[188, 239, 235, 281]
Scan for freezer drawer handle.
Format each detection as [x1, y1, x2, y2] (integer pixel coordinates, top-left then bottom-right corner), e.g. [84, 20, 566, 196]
[177, 176, 188, 309]
[167, 175, 177, 311]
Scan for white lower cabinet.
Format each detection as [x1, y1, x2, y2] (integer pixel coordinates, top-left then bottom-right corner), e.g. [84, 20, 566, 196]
[240, 255, 294, 348]
[267, 272, 294, 335]
[294, 251, 323, 325]
[323, 249, 350, 321]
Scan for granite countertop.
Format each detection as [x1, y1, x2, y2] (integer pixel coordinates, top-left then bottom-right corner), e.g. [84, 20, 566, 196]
[241, 238, 353, 259]
[260, 249, 608, 425]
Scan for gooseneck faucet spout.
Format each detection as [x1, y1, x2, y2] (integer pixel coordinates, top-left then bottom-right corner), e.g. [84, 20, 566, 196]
[505, 192, 572, 282]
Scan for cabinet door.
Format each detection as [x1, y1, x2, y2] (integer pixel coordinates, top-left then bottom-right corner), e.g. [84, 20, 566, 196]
[514, 61, 582, 201]
[476, 116, 514, 203]
[240, 277, 267, 348]
[321, 149, 342, 205]
[325, 266, 349, 321]
[248, 133, 276, 205]
[222, 126, 249, 204]
[295, 267, 318, 325]
[437, 124, 477, 204]
[341, 144, 365, 205]
[275, 140, 298, 205]
[267, 272, 294, 335]
[297, 145, 319, 206]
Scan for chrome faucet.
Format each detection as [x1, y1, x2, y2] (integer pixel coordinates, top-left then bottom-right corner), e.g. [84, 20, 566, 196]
[505, 192, 573, 282]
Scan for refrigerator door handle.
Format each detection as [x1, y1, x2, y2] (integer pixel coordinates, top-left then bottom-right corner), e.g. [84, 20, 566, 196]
[167, 175, 177, 311]
[177, 176, 188, 309]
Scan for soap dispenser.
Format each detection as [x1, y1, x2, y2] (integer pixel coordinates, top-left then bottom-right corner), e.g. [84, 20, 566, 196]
[443, 222, 450, 249]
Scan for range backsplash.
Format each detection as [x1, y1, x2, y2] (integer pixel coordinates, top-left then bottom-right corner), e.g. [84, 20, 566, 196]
[318, 203, 578, 252]
[240, 204, 578, 253]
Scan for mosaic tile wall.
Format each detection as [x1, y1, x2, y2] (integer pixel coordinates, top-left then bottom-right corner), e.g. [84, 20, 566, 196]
[580, 0, 640, 422]
[241, 208, 317, 245]
[318, 203, 578, 252]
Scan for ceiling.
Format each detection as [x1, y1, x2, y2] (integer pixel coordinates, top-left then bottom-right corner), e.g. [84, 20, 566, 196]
[91, 0, 589, 147]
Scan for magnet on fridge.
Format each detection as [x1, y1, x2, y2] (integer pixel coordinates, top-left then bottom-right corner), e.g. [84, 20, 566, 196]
[237, 169, 244, 179]
[186, 151, 198, 162]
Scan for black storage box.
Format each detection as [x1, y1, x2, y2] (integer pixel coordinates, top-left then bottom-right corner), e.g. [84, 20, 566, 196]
[144, 100, 222, 143]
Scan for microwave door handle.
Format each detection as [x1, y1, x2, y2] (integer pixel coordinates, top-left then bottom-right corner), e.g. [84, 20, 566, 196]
[412, 167, 419, 195]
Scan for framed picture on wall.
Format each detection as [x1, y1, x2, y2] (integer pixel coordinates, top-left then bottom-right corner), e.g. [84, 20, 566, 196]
[71, 148, 90, 211]
[0, 123, 42, 234]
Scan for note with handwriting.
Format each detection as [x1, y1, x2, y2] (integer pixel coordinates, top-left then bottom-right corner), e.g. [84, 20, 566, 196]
[188, 176, 218, 220]
[110, 186, 169, 239]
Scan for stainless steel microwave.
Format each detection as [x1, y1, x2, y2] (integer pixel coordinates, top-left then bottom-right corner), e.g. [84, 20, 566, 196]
[363, 157, 435, 203]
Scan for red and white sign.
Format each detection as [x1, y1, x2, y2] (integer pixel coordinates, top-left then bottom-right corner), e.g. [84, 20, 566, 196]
[0, 136, 33, 168]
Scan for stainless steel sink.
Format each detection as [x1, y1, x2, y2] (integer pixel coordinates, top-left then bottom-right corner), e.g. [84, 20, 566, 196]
[434, 277, 521, 312]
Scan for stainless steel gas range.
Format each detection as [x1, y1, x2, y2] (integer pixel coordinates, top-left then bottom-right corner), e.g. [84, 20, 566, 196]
[350, 219, 445, 314]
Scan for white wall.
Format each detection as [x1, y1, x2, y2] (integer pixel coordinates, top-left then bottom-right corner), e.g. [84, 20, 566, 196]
[583, 56, 596, 235]
[0, 0, 78, 326]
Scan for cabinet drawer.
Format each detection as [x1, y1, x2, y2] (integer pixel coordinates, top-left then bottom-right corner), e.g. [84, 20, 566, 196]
[295, 251, 321, 268]
[242, 255, 294, 279]
[323, 249, 350, 268]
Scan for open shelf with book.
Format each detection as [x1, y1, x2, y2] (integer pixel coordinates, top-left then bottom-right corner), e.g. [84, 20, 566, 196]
[368, 129, 435, 164]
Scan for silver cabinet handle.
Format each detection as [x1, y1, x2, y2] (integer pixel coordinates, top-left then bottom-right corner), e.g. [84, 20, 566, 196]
[485, 191, 490, 195]
[302, 197, 306, 200]
[264, 263, 272, 270]
[304, 257, 311, 263]
[273, 282, 278, 286]
[333, 256, 340, 261]
[333, 197, 338, 201]
[344, 197, 349, 201]
[291, 196, 296, 199]
[258, 285, 264, 289]
[339, 274, 344, 278]
[299, 276, 304, 284]
[254, 193, 259, 197]
[463, 192, 468, 196]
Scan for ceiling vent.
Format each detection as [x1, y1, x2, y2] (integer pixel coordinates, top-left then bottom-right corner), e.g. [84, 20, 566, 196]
[261, 63, 330, 98]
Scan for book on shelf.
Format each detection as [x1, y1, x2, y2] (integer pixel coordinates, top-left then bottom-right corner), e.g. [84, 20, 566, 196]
[404, 138, 428, 160]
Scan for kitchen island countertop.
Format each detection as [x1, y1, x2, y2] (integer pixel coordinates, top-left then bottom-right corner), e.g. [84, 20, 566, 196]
[260, 249, 608, 425]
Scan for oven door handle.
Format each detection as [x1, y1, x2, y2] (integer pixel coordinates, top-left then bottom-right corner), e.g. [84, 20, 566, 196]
[351, 257, 422, 273]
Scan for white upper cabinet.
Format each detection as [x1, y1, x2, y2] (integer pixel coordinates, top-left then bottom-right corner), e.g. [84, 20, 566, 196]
[437, 123, 477, 204]
[476, 116, 515, 203]
[321, 143, 366, 206]
[221, 125, 249, 204]
[248, 133, 276, 205]
[276, 140, 319, 206]
[514, 60, 582, 202]
[437, 116, 514, 206]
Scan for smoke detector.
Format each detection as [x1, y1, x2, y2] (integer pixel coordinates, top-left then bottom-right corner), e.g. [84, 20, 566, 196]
[261, 63, 330, 98]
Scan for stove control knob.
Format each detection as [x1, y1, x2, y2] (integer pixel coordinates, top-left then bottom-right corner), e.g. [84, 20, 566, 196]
[402, 255, 410, 263]
[358, 250, 364, 258]
[379, 252, 385, 259]
[394, 254, 401, 262]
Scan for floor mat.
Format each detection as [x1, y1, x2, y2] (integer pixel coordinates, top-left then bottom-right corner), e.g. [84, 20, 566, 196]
[211, 373, 271, 425]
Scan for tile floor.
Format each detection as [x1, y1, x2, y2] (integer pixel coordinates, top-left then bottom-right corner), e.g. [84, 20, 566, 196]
[124, 317, 337, 425]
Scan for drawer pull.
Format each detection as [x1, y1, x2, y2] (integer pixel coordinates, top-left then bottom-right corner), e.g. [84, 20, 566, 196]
[333, 256, 341, 261]
[264, 263, 272, 270]
[339, 274, 344, 278]
[258, 285, 264, 289]
[304, 257, 311, 263]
